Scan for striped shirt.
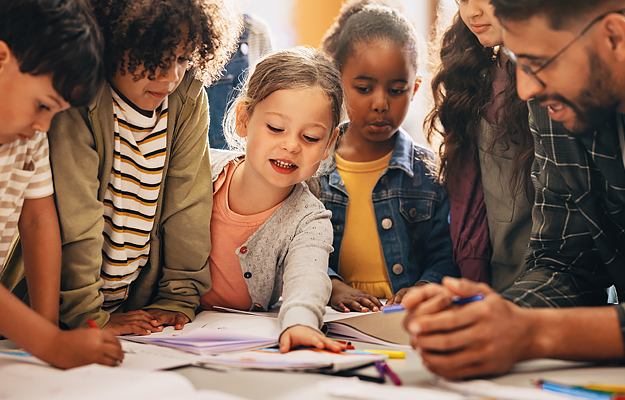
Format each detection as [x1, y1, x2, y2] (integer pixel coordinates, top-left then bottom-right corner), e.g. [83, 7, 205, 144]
[101, 90, 167, 310]
[0, 132, 53, 272]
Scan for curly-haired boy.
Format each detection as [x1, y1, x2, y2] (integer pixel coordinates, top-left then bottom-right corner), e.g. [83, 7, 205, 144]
[0, 0, 123, 368]
[49, 0, 242, 334]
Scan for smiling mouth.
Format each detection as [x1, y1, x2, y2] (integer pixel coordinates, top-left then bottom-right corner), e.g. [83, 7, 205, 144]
[547, 104, 565, 113]
[271, 159, 297, 169]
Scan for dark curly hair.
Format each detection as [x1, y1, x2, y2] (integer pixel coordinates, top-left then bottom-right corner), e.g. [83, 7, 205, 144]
[1, 0, 104, 107]
[424, 12, 534, 200]
[91, 0, 241, 85]
[320, 0, 418, 72]
[491, 0, 617, 29]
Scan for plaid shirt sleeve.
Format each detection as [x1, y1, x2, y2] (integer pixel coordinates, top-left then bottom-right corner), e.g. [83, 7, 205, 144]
[501, 101, 614, 308]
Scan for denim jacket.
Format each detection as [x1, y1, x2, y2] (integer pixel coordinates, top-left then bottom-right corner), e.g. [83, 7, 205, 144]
[315, 128, 459, 292]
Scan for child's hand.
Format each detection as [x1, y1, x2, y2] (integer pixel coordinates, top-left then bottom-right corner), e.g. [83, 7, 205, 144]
[104, 310, 164, 335]
[39, 328, 124, 369]
[147, 309, 189, 330]
[330, 279, 383, 312]
[279, 325, 347, 353]
[386, 282, 428, 306]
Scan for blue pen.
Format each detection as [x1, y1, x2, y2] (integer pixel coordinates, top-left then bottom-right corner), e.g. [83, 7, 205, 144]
[451, 294, 484, 305]
[381, 294, 484, 313]
[535, 380, 613, 400]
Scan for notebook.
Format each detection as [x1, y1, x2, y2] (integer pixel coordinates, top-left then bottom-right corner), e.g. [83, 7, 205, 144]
[122, 311, 280, 355]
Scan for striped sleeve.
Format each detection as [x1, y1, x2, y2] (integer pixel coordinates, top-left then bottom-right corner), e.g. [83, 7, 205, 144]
[23, 131, 53, 199]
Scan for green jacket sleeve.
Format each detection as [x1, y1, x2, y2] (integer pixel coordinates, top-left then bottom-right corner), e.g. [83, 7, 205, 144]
[138, 82, 213, 321]
[49, 106, 109, 329]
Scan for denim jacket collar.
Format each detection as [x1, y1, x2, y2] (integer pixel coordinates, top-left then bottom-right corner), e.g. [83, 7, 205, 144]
[319, 126, 415, 193]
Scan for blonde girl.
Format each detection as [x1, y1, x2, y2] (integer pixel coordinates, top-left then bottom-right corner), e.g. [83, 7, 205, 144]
[199, 47, 346, 352]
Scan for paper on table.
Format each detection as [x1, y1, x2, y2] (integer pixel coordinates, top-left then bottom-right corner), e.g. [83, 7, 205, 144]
[122, 311, 280, 355]
[120, 340, 203, 370]
[199, 348, 387, 373]
[326, 310, 412, 348]
[318, 377, 465, 400]
[435, 378, 573, 400]
[0, 363, 251, 400]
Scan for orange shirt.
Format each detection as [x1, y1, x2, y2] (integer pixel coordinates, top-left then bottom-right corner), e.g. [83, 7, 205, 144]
[199, 160, 281, 311]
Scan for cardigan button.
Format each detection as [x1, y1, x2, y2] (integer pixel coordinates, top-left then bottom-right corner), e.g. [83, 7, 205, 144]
[244, 272, 252, 279]
[392, 264, 404, 275]
[381, 218, 393, 229]
[240, 246, 248, 254]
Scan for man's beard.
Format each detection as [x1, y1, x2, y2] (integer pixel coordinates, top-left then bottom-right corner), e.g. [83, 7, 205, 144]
[537, 51, 620, 134]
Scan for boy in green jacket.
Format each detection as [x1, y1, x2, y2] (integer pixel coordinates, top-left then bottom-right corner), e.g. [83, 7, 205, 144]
[0, 0, 122, 368]
[49, 0, 241, 334]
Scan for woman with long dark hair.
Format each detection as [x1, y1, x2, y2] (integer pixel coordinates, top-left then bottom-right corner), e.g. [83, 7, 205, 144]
[425, 0, 534, 291]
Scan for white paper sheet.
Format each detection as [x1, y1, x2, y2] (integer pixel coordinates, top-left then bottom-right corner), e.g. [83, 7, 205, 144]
[0, 363, 251, 400]
[318, 377, 464, 400]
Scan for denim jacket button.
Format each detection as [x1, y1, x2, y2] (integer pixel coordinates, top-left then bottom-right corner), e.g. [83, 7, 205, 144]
[392, 264, 404, 275]
[381, 218, 393, 229]
[409, 208, 418, 218]
[380, 176, 388, 185]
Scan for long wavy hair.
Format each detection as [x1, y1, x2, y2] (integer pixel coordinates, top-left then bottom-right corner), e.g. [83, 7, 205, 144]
[424, 11, 533, 200]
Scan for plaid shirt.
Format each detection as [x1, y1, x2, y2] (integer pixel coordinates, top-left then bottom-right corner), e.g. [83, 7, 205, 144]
[501, 100, 625, 343]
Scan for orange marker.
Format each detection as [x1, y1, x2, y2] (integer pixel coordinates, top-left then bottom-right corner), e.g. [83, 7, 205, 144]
[87, 318, 99, 329]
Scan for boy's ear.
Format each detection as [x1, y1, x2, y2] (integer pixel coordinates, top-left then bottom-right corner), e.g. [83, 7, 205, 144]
[323, 126, 340, 160]
[235, 103, 249, 139]
[410, 77, 422, 100]
[0, 41, 13, 73]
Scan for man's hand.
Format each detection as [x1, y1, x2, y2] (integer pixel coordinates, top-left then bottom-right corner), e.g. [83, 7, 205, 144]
[330, 279, 383, 312]
[402, 277, 534, 379]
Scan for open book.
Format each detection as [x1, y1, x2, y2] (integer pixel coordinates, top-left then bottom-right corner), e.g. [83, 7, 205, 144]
[214, 305, 412, 348]
[122, 311, 280, 355]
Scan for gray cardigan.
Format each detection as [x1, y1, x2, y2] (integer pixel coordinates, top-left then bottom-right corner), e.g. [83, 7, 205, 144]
[210, 149, 332, 333]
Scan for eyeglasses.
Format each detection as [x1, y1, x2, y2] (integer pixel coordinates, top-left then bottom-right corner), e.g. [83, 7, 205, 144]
[502, 9, 625, 88]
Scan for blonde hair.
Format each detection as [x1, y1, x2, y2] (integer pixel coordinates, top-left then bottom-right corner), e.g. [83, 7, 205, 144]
[223, 46, 344, 150]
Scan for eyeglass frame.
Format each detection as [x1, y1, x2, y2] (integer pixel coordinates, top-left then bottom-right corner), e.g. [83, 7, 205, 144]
[502, 9, 625, 88]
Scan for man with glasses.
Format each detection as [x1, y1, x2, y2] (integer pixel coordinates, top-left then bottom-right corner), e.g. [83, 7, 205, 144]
[401, 0, 625, 379]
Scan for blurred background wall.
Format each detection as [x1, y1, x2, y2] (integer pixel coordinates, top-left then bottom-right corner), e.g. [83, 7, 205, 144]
[232, 0, 458, 148]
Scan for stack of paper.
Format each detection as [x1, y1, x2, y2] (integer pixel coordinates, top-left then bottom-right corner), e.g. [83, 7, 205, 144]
[123, 311, 280, 355]
[199, 348, 387, 372]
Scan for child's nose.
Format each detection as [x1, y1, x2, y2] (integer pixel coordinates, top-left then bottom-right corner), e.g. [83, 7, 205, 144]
[281, 133, 301, 153]
[31, 115, 53, 135]
[158, 63, 184, 83]
[372, 90, 389, 113]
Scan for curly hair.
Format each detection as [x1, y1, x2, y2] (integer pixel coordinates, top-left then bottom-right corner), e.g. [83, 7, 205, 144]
[223, 46, 344, 152]
[320, 0, 418, 72]
[1, 0, 104, 107]
[91, 0, 241, 85]
[424, 12, 533, 200]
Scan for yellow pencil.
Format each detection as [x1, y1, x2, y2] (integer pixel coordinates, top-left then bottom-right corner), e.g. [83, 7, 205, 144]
[362, 349, 406, 359]
[583, 384, 625, 393]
